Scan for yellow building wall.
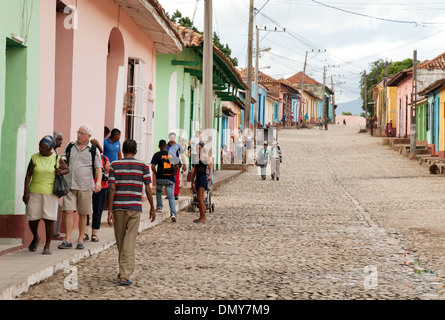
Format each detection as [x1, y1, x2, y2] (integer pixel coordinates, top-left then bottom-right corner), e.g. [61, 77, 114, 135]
[439, 88, 445, 154]
[387, 87, 398, 127]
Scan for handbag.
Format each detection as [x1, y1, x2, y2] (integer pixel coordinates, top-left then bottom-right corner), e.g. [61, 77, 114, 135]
[53, 155, 69, 198]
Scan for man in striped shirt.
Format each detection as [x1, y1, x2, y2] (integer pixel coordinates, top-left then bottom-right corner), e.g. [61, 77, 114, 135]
[107, 139, 155, 286]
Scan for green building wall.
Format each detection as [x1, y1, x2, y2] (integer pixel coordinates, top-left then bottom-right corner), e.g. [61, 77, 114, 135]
[416, 102, 427, 142]
[155, 47, 225, 171]
[0, 0, 40, 216]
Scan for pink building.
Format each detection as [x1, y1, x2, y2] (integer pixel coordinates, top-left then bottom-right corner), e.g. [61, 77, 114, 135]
[30, 0, 184, 245]
[387, 53, 445, 139]
[387, 70, 413, 138]
[39, 0, 184, 155]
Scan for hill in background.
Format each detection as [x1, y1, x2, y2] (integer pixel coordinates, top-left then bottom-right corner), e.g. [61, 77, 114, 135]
[336, 98, 364, 116]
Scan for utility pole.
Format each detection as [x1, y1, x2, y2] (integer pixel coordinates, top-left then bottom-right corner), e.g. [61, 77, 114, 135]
[244, 0, 254, 131]
[322, 66, 326, 122]
[202, 0, 213, 134]
[253, 26, 259, 135]
[331, 75, 336, 124]
[364, 70, 368, 119]
[383, 61, 388, 135]
[253, 26, 274, 136]
[410, 50, 417, 155]
[299, 51, 308, 128]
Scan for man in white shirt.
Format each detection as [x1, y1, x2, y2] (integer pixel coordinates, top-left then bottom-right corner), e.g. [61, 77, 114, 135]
[58, 125, 102, 250]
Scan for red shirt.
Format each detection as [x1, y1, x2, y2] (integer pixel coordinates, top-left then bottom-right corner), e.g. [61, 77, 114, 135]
[94, 155, 109, 189]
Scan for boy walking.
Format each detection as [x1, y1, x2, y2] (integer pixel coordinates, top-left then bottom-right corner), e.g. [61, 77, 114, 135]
[107, 139, 155, 286]
[151, 139, 178, 222]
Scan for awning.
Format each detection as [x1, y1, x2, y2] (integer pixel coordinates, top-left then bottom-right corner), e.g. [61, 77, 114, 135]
[115, 0, 185, 54]
[222, 106, 237, 117]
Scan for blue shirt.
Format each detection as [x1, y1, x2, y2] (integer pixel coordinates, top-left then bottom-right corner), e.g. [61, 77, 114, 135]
[166, 142, 183, 166]
[103, 138, 121, 163]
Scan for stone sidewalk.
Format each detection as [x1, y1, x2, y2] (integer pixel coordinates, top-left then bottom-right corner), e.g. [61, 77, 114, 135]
[0, 169, 242, 300]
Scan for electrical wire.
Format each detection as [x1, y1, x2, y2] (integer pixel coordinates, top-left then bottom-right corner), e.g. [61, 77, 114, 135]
[310, 0, 445, 27]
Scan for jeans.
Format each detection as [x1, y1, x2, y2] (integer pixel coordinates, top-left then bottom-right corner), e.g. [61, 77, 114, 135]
[91, 188, 108, 230]
[156, 179, 177, 217]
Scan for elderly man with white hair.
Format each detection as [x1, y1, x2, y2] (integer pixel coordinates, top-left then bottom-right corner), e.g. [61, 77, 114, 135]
[58, 124, 103, 250]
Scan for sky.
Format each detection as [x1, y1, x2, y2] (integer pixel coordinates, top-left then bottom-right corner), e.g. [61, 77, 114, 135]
[157, 0, 445, 104]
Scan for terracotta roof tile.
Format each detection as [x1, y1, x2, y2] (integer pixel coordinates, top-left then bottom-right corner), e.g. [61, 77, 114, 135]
[173, 24, 247, 90]
[174, 24, 203, 47]
[286, 72, 321, 85]
[418, 51, 445, 70]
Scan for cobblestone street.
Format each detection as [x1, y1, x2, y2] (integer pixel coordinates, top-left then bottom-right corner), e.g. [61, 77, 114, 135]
[19, 125, 445, 300]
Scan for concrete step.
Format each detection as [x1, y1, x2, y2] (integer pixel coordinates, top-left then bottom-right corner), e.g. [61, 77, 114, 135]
[418, 156, 440, 165]
[384, 138, 410, 147]
[426, 158, 445, 166]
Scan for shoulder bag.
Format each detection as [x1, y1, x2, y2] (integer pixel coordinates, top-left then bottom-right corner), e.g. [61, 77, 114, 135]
[53, 155, 69, 198]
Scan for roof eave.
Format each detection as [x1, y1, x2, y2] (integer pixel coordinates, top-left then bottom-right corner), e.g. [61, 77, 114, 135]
[115, 0, 185, 54]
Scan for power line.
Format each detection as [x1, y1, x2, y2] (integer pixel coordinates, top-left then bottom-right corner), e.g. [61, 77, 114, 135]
[310, 0, 445, 27]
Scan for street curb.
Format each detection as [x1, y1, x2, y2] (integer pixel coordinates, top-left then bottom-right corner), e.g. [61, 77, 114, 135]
[0, 198, 190, 300]
[0, 169, 243, 300]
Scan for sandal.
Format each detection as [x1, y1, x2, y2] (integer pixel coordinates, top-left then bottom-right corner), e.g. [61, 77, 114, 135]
[91, 234, 99, 242]
[193, 219, 205, 224]
[28, 236, 40, 252]
[42, 249, 52, 255]
[118, 278, 133, 286]
[83, 233, 89, 241]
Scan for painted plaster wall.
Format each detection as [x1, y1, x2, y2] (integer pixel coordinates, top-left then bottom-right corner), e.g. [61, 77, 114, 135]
[439, 89, 445, 155]
[387, 87, 398, 128]
[416, 102, 427, 142]
[0, 0, 40, 215]
[154, 49, 201, 150]
[41, 0, 157, 157]
[335, 115, 366, 127]
[396, 76, 412, 138]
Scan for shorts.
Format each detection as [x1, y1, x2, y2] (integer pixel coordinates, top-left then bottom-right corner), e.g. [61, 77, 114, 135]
[26, 192, 59, 221]
[62, 189, 93, 214]
[195, 174, 209, 191]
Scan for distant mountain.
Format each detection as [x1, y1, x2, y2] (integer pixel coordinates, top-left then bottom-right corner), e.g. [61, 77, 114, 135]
[336, 98, 364, 116]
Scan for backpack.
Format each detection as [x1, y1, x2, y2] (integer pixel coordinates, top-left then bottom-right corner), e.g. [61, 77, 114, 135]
[64, 142, 97, 178]
[159, 152, 175, 176]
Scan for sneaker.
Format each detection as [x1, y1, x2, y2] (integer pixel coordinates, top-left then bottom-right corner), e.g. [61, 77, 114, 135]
[58, 240, 72, 249]
[156, 208, 162, 213]
[76, 242, 85, 250]
[175, 196, 179, 200]
[171, 216, 177, 223]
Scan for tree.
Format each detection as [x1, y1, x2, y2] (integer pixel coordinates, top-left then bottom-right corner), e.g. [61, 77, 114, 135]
[342, 112, 352, 115]
[167, 10, 238, 67]
[359, 58, 415, 116]
[213, 32, 239, 67]
[168, 10, 200, 33]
